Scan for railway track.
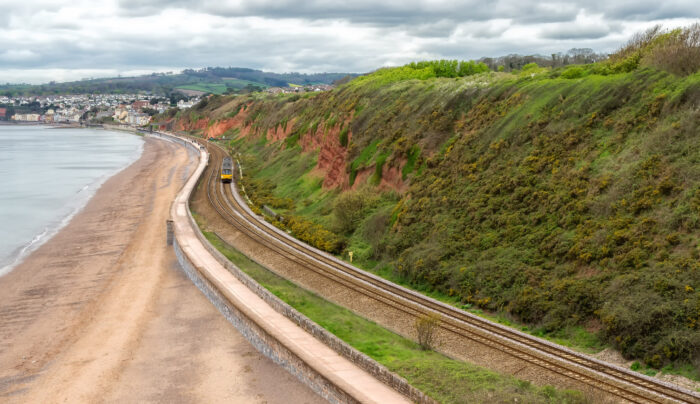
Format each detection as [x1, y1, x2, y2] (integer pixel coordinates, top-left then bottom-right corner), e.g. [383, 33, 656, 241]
[198, 139, 700, 404]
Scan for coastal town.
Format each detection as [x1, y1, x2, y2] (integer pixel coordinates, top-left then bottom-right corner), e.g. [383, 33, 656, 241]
[0, 93, 200, 126]
[0, 84, 336, 126]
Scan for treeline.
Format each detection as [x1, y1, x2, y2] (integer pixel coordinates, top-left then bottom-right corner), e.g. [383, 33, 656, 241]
[182, 67, 353, 87]
[479, 48, 608, 72]
[0, 67, 355, 97]
[0, 103, 48, 116]
[407, 60, 490, 77]
[609, 23, 700, 76]
[0, 74, 187, 97]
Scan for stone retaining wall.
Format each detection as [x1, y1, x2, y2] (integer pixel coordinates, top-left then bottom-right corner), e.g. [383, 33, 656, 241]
[173, 238, 356, 404]
[191, 222, 435, 404]
[164, 132, 434, 404]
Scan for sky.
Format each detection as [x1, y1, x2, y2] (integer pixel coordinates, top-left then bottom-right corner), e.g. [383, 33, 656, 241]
[0, 0, 698, 84]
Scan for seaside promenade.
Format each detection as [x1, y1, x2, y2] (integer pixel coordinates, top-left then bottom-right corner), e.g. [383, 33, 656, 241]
[0, 135, 321, 403]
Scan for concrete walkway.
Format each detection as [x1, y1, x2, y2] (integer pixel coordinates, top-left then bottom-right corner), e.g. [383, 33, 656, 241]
[170, 138, 410, 404]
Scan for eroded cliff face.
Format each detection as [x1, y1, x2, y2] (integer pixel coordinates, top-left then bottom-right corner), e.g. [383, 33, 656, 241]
[266, 119, 296, 143]
[176, 117, 209, 132]
[174, 108, 408, 193]
[299, 123, 349, 189]
[351, 161, 408, 193]
[174, 104, 255, 138]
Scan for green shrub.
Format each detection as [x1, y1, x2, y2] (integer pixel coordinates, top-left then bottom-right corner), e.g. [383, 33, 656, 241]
[333, 187, 379, 234]
[561, 66, 585, 79]
[339, 126, 349, 147]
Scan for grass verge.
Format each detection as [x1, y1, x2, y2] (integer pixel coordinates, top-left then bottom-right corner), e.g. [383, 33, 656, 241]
[195, 221, 586, 403]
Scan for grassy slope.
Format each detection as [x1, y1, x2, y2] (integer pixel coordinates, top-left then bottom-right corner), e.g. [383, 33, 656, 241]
[176, 78, 270, 94]
[176, 83, 229, 94]
[179, 63, 700, 375]
[0, 68, 349, 96]
[196, 223, 585, 403]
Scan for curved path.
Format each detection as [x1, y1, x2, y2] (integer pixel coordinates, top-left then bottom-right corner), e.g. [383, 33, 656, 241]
[0, 136, 321, 403]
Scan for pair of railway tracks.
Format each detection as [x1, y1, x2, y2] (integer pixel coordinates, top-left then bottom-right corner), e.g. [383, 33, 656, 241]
[197, 139, 699, 404]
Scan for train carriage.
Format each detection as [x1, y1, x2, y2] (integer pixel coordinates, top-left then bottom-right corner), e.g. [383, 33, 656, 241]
[221, 157, 233, 183]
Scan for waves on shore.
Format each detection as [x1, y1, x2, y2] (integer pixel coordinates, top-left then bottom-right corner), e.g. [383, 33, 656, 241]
[0, 126, 144, 277]
[1, 181, 101, 276]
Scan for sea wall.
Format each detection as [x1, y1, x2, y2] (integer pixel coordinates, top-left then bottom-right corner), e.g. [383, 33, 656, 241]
[172, 238, 355, 404]
[188, 215, 434, 404]
[159, 133, 424, 403]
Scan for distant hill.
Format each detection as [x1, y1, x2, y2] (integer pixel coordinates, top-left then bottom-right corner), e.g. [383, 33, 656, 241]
[0, 67, 357, 96]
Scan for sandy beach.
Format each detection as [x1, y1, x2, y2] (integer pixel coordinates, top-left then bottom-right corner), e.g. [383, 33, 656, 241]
[0, 136, 321, 403]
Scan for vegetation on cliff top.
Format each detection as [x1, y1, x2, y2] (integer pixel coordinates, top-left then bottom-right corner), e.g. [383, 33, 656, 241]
[173, 24, 700, 374]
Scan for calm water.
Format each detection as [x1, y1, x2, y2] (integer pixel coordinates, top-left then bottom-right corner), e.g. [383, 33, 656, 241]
[0, 125, 143, 276]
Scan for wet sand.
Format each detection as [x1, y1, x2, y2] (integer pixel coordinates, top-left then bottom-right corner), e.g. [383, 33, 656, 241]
[0, 137, 322, 403]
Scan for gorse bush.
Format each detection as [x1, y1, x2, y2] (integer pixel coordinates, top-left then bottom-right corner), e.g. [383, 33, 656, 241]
[175, 24, 700, 372]
[560, 66, 585, 79]
[283, 215, 345, 254]
[333, 187, 379, 234]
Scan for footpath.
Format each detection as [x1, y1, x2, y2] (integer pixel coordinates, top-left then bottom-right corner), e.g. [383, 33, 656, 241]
[165, 132, 413, 404]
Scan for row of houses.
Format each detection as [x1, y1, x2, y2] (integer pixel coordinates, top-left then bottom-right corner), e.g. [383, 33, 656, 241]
[265, 84, 334, 95]
[2, 93, 202, 126]
[11, 110, 82, 123]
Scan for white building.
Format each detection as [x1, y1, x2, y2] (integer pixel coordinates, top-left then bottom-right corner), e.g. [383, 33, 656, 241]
[11, 113, 41, 122]
[127, 112, 150, 126]
[177, 99, 196, 109]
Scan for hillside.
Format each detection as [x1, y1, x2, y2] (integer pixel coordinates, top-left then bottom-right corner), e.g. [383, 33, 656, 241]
[164, 26, 700, 375]
[0, 67, 354, 96]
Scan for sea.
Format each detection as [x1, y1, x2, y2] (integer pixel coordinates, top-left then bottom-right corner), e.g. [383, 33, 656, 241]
[0, 125, 144, 276]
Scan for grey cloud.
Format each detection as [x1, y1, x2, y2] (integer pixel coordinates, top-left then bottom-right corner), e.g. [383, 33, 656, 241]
[469, 22, 509, 39]
[115, 0, 700, 27]
[115, 0, 582, 25]
[405, 20, 459, 38]
[50, 22, 82, 30]
[540, 23, 619, 40]
[0, 0, 697, 84]
[600, 1, 700, 20]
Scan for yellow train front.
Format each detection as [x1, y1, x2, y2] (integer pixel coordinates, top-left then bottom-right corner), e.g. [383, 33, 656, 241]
[221, 157, 233, 183]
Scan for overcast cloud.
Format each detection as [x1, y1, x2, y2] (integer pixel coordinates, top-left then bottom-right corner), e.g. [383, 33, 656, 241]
[0, 0, 697, 84]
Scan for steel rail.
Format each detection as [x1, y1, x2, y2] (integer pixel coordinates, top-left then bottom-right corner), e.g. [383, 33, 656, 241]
[199, 140, 699, 404]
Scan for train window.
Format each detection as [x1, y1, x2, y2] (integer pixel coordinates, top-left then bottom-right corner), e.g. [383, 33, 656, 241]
[222, 169, 232, 175]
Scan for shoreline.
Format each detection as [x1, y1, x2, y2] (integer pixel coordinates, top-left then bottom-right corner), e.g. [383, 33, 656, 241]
[0, 126, 144, 277]
[0, 121, 79, 127]
[0, 135, 321, 402]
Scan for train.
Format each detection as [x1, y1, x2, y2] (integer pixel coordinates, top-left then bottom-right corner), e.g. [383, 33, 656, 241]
[221, 157, 233, 183]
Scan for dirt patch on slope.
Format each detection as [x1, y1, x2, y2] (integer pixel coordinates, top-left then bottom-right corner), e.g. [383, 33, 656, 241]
[267, 118, 296, 143]
[351, 159, 408, 193]
[299, 123, 349, 189]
